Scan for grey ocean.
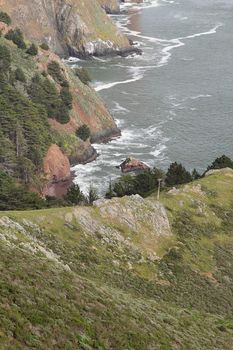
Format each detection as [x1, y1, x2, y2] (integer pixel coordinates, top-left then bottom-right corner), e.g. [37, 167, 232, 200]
[71, 0, 233, 193]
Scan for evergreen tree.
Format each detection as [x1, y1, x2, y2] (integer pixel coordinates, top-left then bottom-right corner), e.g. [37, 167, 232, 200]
[66, 184, 86, 205]
[76, 125, 91, 141]
[207, 155, 233, 171]
[88, 185, 98, 205]
[166, 162, 192, 186]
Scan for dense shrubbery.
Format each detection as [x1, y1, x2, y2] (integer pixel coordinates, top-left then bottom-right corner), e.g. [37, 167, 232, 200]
[106, 168, 165, 198]
[166, 162, 192, 186]
[0, 42, 52, 189]
[0, 171, 46, 210]
[14, 67, 26, 82]
[29, 73, 72, 124]
[106, 155, 233, 199]
[0, 11, 11, 25]
[48, 61, 68, 86]
[26, 43, 38, 56]
[74, 67, 91, 85]
[207, 155, 233, 170]
[0, 44, 11, 72]
[5, 28, 26, 49]
[76, 124, 91, 141]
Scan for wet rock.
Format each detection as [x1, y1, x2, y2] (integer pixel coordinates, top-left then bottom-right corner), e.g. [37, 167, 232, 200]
[117, 157, 150, 173]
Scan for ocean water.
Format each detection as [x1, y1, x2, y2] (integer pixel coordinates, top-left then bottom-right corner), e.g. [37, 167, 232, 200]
[70, 0, 233, 194]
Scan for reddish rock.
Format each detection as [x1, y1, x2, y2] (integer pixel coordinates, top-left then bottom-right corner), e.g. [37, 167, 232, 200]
[43, 144, 71, 197]
[117, 157, 150, 173]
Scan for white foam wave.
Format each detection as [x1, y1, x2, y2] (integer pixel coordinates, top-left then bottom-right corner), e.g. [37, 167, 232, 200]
[150, 144, 167, 157]
[189, 94, 212, 100]
[111, 102, 130, 114]
[94, 66, 144, 91]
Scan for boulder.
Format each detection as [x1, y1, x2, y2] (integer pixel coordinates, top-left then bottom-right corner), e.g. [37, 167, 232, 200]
[117, 157, 150, 173]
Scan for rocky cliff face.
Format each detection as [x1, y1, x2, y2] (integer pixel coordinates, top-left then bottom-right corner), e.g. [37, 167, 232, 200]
[98, 0, 120, 14]
[0, 0, 132, 57]
[0, 21, 119, 195]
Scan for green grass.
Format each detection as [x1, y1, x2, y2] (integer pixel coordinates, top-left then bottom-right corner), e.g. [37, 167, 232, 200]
[0, 170, 233, 348]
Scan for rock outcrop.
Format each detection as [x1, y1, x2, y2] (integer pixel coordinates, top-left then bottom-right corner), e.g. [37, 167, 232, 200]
[117, 157, 150, 173]
[0, 0, 134, 57]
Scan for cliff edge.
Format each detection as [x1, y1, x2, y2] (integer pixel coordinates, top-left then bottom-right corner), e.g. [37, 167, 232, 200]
[0, 0, 132, 57]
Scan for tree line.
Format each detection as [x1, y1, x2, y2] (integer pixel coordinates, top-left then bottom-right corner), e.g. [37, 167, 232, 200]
[1, 154, 232, 210]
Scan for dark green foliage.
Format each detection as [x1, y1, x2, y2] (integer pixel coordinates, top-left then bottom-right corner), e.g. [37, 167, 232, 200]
[166, 162, 192, 186]
[105, 179, 114, 199]
[0, 171, 45, 210]
[29, 74, 59, 118]
[76, 124, 91, 141]
[47, 61, 68, 86]
[0, 80, 52, 180]
[207, 155, 233, 171]
[107, 168, 165, 198]
[26, 43, 38, 56]
[0, 11, 11, 25]
[74, 67, 91, 85]
[0, 44, 11, 72]
[29, 73, 72, 124]
[88, 185, 98, 205]
[192, 168, 201, 180]
[55, 104, 70, 124]
[5, 28, 26, 49]
[66, 184, 86, 205]
[40, 42, 49, 51]
[14, 67, 26, 83]
[60, 86, 73, 109]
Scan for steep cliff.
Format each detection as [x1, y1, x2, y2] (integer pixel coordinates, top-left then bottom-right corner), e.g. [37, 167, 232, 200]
[0, 0, 132, 57]
[0, 21, 119, 195]
[0, 172, 233, 348]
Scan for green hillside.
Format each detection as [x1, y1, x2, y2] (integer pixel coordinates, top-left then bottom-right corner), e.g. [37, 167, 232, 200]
[0, 169, 233, 349]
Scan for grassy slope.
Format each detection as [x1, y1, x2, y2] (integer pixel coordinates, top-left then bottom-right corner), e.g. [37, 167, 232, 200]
[0, 170, 233, 349]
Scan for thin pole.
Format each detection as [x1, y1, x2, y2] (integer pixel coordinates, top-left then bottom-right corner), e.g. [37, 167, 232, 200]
[157, 178, 162, 201]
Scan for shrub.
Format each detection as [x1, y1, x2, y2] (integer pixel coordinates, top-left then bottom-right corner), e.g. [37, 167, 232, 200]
[76, 125, 91, 141]
[26, 43, 38, 56]
[47, 61, 68, 86]
[166, 162, 192, 186]
[60, 86, 72, 109]
[74, 67, 91, 85]
[14, 67, 26, 83]
[0, 44, 11, 72]
[40, 42, 49, 51]
[0, 11, 11, 25]
[56, 104, 70, 124]
[0, 170, 46, 210]
[5, 28, 26, 49]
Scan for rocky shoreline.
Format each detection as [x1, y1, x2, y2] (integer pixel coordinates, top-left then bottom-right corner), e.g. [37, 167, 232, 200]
[67, 44, 142, 60]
